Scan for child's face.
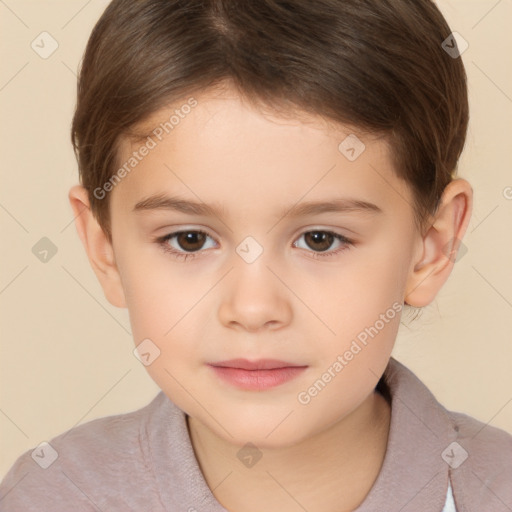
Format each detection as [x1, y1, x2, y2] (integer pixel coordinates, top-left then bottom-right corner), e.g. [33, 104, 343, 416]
[108, 86, 422, 447]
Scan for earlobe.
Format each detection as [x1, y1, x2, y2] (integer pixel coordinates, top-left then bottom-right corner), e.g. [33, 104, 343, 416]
[68, 185, 127, 308]
[404, 178, 473, 307]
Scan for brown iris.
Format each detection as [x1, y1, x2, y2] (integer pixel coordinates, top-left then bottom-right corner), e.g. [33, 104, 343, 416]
[176, 232, 207, 252]
[303, 231, 333, 252]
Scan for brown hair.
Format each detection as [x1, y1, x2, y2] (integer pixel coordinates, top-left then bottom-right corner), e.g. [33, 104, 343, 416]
[71, 0, 468, 241]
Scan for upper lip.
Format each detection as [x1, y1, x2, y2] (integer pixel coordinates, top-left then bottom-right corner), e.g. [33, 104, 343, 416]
[209, 359, 306, 370]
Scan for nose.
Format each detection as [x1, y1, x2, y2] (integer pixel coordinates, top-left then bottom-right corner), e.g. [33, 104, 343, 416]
[217, 255, 293, 333]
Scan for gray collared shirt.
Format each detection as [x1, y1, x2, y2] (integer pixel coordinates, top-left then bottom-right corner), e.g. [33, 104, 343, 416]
[1, 357, 511, 511]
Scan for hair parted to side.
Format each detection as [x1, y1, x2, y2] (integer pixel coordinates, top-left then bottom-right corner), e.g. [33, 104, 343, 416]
[71, 0, 468, 243]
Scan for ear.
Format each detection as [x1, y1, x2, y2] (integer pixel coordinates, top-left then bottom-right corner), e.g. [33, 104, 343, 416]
[404, 178, 473, 307]
[68, 185, 127, 308]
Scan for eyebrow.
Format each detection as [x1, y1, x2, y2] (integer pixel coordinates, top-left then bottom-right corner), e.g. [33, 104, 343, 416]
[133, 193, 383, 219]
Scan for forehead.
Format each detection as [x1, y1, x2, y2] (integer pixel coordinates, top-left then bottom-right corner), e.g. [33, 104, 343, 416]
[111, 88, 414, 221]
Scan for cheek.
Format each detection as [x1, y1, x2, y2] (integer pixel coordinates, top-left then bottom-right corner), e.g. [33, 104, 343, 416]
[118, 252, 207, 408]
[116, 240, 202, 338]
[301, 244, 409, 343]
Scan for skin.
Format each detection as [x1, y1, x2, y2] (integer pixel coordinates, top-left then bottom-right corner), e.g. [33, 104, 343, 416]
[69, 83, 472, 511]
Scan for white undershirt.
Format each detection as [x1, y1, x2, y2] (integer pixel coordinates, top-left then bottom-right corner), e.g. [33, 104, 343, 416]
[442, 481, 457, 512]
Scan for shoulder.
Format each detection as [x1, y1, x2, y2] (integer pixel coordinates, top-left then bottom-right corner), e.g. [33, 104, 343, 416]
[448, 407, 512, 454]
[382, 358, 512, 510]
[0, 392, 168, 511]
[444, 408, 512, 510]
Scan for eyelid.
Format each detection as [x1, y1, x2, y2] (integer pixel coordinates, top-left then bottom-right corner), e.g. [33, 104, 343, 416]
[154, 226, 355, 261]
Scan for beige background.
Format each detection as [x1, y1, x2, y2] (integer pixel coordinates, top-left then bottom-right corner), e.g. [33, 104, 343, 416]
[1, 0, 511, 478]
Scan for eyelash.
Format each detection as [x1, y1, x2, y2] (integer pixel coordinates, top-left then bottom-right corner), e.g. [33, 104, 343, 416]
[155, 229, 354, 262]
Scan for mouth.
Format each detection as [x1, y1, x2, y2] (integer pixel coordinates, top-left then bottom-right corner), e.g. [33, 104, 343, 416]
[207, 359, 308, 391]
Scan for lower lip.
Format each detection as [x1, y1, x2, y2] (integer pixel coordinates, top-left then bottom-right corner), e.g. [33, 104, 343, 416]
[209, 365, 307, 391]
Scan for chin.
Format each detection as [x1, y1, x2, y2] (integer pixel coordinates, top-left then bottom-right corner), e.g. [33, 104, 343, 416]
[206, 411, 316, 450]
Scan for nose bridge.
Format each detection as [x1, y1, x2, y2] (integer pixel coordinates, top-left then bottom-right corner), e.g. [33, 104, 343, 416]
[231, 235, 278, 298]
[218, 235, 292, 331]
[235, 234, 266, 266]
[232, 231, 290, 291]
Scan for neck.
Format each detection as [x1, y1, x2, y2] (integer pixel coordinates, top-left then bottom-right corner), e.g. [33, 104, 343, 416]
[187, 389, 391, 512]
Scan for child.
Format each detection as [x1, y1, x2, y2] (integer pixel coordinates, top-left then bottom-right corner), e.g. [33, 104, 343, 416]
[1, 0, 511, 510]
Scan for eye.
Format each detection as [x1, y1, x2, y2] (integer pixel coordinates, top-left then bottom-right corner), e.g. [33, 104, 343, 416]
[155, 229, 354, 261]
[293, 230, 354, 260]
[156, 230, 217, 261]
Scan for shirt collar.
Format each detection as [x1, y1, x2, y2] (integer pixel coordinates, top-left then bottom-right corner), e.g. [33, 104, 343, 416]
[354, 357, 457, 511]
[147, 356, 458, 511]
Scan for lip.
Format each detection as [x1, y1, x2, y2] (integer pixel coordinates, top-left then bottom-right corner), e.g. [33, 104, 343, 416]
[210, 358, 302, 370]
[208, 359, 308, 391]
